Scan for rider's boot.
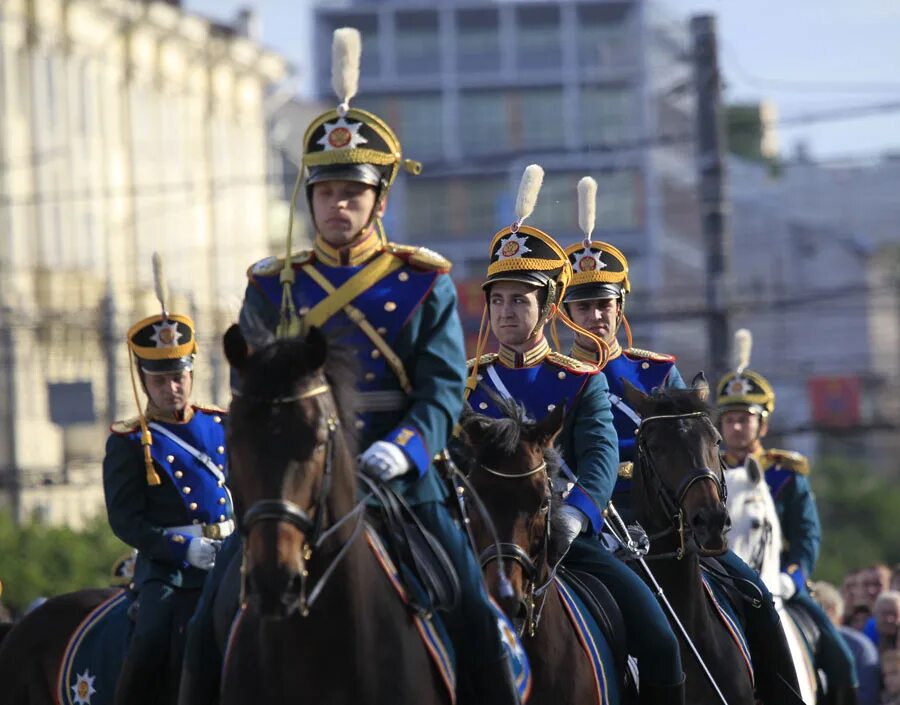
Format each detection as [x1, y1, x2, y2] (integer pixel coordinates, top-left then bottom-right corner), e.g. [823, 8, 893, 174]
[459, 652, 522, 705]
[639, 675, 685, 705]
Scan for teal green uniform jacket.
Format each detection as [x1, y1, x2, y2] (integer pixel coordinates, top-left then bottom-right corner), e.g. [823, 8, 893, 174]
[240, 243, 466, 506]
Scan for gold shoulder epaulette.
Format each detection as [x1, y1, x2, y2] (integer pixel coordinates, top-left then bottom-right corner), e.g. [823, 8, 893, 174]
[547, 351, 598, 373]
[386, 243, 452, 273]
[247, 250, 314, 279]
[624, 347, 676, 363]
[110, 417, 141, 435]
[467, 353, 498, 370]
[193, 403, 227, 418]
[765, 448, 810, 475]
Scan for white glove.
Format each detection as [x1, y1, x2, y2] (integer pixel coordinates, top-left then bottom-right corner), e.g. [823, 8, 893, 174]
[558, 505, 589, 547]
[779, 571, 798, 600]
[186, 537, 221, 570]
[358, 441, 412, 482]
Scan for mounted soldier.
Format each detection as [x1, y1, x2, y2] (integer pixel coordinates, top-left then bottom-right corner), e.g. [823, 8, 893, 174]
[464, 165, 686, 705]
[181, 27, 520, 705]
[563, 182, 803, 703]
[718, 329, 859, 705]
[104, 254, 232, 705]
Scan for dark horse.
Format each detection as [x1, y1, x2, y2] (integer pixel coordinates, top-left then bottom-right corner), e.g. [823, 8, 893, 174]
[219, 325, 449, 705]
[0, 587, 119, 704]
[458, 401, 627, 705]
[622, 380, 790, 705]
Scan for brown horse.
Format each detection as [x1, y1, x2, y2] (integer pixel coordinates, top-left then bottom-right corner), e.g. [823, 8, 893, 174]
[0, 587, 118, 704]
[219, 325, 449, 705]
[622, 381, 784, 705]
[458, 401, 627, 705]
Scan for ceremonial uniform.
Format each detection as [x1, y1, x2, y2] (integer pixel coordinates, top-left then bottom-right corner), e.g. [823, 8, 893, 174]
[718, 367, 858, 704]
[105, 304, 233, 705]
[182, 34, 518, 704]
[467, 209, 685, 704]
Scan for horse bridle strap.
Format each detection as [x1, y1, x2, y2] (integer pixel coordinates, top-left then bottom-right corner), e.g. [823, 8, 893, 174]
[231, 381, 331, 405]
[243, 499, 316, 534]
[480, 461, 547, 479]
[480, 543, 538, 582]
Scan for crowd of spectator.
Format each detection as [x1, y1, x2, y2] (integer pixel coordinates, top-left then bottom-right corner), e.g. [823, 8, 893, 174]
[814, 563, 900, 705]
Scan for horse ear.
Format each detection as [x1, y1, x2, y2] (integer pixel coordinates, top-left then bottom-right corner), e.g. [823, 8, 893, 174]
[459, 409, 489, 448]
[745, 455, 762, 484]
[621, 378, 651, 418]
[531, 402, 565, 448]
[691, 371, 710, 402]
[223, 324, 249, 371]
[304, 326, 328, 371]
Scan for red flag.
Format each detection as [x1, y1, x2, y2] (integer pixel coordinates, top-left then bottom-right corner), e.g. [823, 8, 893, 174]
[808, 376, 861, 428]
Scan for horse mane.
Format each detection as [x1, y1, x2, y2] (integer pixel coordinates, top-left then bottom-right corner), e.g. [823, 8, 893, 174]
[235, 334, 360, 445]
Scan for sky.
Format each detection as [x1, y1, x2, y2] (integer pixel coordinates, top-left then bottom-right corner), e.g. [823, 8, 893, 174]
[186, 0, 900, 162]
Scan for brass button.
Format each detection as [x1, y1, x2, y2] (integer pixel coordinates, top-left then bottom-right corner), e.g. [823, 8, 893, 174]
[166, 454, 175, 463]
[365, 372, 376, 381]
[189, 502, 198, 511]
[384, 301, 397, 312]
[354, 419, 365, 430]
[398, 272, 409, 282]
[219, 497, 227, 505]
[174, 470, 184, 479]
[217, 464, 224, 471]
[298, 306, 310, 316]
[217, 480, 224, 487]
[377, 327, 387, 335]
[371, 349, 381, 359]
[547, 404, 556, 412]
[477, 374, 483, 381]
[172, 534, 186, 544]
[217, 446, 225, 454]
[213, 415, 222, 423]
[641, 362, 650, 370]
[182, 486, 191, 494]
[478, 402, 488, 410]
[218, 514, 226, 522]
[558, 371, 566, 380]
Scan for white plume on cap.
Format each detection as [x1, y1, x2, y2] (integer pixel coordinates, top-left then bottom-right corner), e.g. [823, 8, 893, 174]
[733, 328, 752, 374]
[514, 164, 544, 225]
[152, 252, 168, 318]
[331, 27, 361, 115]
[577, 176, 597, 241]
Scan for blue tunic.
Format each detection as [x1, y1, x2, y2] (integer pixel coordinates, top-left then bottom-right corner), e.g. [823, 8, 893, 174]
[466, 350, 619, 533]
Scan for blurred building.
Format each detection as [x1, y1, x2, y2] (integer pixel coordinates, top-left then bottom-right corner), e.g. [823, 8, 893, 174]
[313, 0, 705, 367]
[0, 0, 286, 526]
[729, 154, 900, 472]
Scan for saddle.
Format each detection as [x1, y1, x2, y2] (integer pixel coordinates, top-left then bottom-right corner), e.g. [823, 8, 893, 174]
[558, 566, 628, 683]
[786, 600, 821, 652]
[363, 477, 461, 616]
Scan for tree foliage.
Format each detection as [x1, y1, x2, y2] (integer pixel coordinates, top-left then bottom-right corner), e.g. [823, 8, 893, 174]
[812, 457, 900, 584]
[0, 511, 128, 616]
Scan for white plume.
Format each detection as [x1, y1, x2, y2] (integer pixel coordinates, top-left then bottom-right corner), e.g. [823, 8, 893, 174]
[514, 164, 544, 225]
[733, 328, 752, 374]
[331, 28, 361, 114]
[152, 252, 168, 317]
[577, 176, 597, 240]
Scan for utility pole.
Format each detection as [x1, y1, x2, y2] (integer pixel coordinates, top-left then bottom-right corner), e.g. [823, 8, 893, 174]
[691, 15, 732, 375]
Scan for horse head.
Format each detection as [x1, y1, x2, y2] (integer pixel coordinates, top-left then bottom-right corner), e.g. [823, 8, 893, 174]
[623, 373, 731, 558]
[224, 323, 358, 619]
[458, 400, 566, 631]
[724, 456, 782, 589]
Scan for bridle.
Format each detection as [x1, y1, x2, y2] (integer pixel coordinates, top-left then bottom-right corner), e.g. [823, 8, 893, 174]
[636, 411, 728, 560]
[236, 376, 368, 616]
[473, 459, 559, 637]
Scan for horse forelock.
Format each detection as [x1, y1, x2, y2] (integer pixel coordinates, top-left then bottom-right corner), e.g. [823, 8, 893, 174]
[645, 387, 712, 418]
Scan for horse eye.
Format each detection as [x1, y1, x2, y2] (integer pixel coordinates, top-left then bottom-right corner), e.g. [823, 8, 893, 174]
[750, 518, 762, 529]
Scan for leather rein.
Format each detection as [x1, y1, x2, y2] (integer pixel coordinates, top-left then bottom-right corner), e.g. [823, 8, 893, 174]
[636, 411, 728, 561]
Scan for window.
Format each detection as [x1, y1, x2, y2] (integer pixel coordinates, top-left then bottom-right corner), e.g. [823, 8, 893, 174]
[515, 6, 561, 71]
[596, 170, 642, 230]
[513, 88, 564, 150]
[459, 91, 509, 156]
[580, 86, 637, 146]
[396, 11, 440, 77]
[406, 179, 452, 236]
[457, 10, 500, 73]
[397, 94, 443, 160]
[527, 172, 576, 235]
[576, 5, 634, 69]
[463, 177, 507, 236]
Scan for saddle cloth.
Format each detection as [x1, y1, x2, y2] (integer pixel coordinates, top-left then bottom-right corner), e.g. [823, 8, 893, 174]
[555, 575, 620, 705]
[701, 571, 755, 686]
[56, 590, 134, 705]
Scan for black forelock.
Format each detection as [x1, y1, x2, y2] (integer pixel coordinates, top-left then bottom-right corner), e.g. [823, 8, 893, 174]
[644, 386, 712, 418]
